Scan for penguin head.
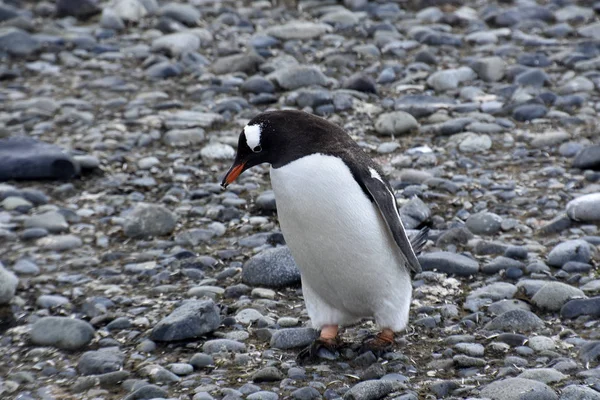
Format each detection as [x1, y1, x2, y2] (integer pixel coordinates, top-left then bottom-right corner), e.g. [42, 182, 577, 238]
[221, 110, 336, 187]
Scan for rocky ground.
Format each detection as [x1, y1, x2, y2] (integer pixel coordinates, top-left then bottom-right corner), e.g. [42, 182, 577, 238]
[1, 0, 600, 399]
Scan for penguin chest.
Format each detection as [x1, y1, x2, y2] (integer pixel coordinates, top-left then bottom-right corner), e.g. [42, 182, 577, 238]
[269, 154, 406, 311]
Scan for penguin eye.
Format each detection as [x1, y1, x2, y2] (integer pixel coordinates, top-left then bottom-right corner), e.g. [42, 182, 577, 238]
[252, 145, 262, 153]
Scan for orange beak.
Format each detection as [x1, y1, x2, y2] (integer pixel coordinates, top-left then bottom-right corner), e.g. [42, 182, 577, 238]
[221, 162, 246, 188]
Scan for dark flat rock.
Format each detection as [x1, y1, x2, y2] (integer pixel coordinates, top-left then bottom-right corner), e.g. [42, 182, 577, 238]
[0, 137, 79, 181]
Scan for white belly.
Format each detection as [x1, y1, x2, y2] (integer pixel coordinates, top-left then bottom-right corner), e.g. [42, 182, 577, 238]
[270, 154, 412, 331]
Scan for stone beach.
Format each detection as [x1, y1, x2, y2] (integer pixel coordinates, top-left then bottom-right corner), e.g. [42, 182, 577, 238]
[1, 0, 600, 399]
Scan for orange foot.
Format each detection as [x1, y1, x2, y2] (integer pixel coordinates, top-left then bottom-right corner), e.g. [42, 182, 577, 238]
[297, 325, 342, 363]
[358, 328, 395, 356]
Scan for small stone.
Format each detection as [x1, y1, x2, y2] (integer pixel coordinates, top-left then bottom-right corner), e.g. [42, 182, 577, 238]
[160, 2, 200, 26]
[547, 240, 592, 267]
[531, 282, 586, 311]
[567, 193, 600, 222]
[343, 73, 377, 94]
[466, 212, 503, 235]
[560, 385, 600, 400]
[471, 56, 506, 82]
[112, 0, 147, 22]
[249, 391, 280, 400]
[418, 252, 479, 276]
[56, 0, 100, 19]
[517, 368, 566, 384]
[242, 247, 301, 288]
[123, 203, 177, 239]
[252, 367, 285, 382]
[190, 353, 214, 368]
[512, 104, 548, 122]
[37, 235, 82, 251]
[150, 300, 220, 342]
[203, 339, 246, 354]
[484, 309, 545, 332]
[30, 316, 95, 350]
[200, 143, 235, 161]
[480, 378, 557, 400]
[270, 328, 317, 349]
[163, 129, 205, 147]
[77, 349, 125, 376]
[561, 296, 600, 319]
[269, 65, 328, 90]
[152, 32, 200, 56]
[264, 21, 331, 40]
[458, 133, 492, 153]
[25, 211, 69, 233]
[374, 111, 419, 136]
[123, 384, 168, 400]
[343, 380, 402, 400]
[0, 265, 18, 304]
[573, 145, 600, 171]
[528, 336, 555, 352]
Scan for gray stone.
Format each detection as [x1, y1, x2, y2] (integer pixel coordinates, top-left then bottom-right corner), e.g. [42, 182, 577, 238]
[528, 336, 555, 352]
[37, 235, 82, 251]
[242, 246, 301, 288]
[249, 391, 280, 400]
[480, 377, 557, 400]
[560, 385, 600, 400]
[374, 111, 419, 136]
[471, 56, 506, 82]
[567, 193, 600, 222]
[427, 67, 476, 91]
[202, 339, 246, 354]
[399, 197, 430, 229]
[150, 300, 220, 342]
[36, 294, 70, 308]
[200, 143, 235, 161]
[152, 32, 200, 56]
[466, 212, 503, 235]
[252, 367, 285, 382]
[24, 211, 69, 233]
[531, 131, 570, 148]
[561, 296, 600, 319]
[270, 328, 317, 349]
[212, 52, 264, 75]
[343, 380, 402, 400]
[517, 368, 566, 384]
[112, 0, 147, 22]
[0, 264, 18, 304]
[30, 316, 95, 350]
[123, 203, 177, 239]
[123, 384, 168, 400]
[458, 133, 492, 153]
[100, 8, 125, 30]
[418, 252, 479, 276]
[573, 145, 600, 170]
[190, 353, 214, 369]
[531, 282, 586, 311]
[0, 27, 39, 57]
[547, 240, 592, 267]
[485, 309, 545, 332]
[163, 129, 205, 147]
[269, 65, 328, 90]
[265, 21, 331, 40]
[160, 2, 200, 26]
[77, 349, 125, 376]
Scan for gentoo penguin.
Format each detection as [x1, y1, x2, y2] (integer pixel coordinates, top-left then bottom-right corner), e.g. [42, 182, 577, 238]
[222, 110, 427, 359]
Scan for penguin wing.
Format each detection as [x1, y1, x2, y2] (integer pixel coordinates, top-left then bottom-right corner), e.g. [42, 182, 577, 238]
[361, 167, 424, 274]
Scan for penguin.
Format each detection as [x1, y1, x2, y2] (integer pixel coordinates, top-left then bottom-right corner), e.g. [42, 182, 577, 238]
[222, 110, 428, 359]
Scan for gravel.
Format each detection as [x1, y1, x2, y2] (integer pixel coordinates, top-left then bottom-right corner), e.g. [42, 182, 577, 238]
[1, 1, 600, 399]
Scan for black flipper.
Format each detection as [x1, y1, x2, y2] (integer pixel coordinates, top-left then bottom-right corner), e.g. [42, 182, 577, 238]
[411, 226, 429, 256]
[359, 167, 424, 274]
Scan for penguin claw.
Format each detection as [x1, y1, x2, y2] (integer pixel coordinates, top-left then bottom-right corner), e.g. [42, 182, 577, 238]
[297, 338, 341, 364]
[357, 335, 394, 357]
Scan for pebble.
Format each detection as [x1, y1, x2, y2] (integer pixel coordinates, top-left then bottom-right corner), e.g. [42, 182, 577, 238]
[150, 300, 220, 342]
[202, 339, 246, 354]
[374, 111, 419, 136]
[480, 378, 557, 400]
[242, 246, 301, 288]
[270, 328, 317, 350]
[484, 309, 545, 332]
[466, 212, 503, 235]
[573, 145, 600, 170]
[0, 264, 18, 304]
[418, 252, 479, 276]
[561, 296, 600, 319]
[77, 349, 125, 376]
[547, 240, 593, 267]
[343, 380, 402, 400]
[123, 203, 177, 238]
[530, 282, 586, 311]
[566, 193, 600, 222]
[252, 367, 285, 383]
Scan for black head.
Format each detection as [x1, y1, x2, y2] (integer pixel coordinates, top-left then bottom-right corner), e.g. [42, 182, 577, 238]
[221, 110, 354, 187]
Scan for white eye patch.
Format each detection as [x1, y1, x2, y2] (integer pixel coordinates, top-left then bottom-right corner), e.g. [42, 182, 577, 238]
[244, 124, 262, 152]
